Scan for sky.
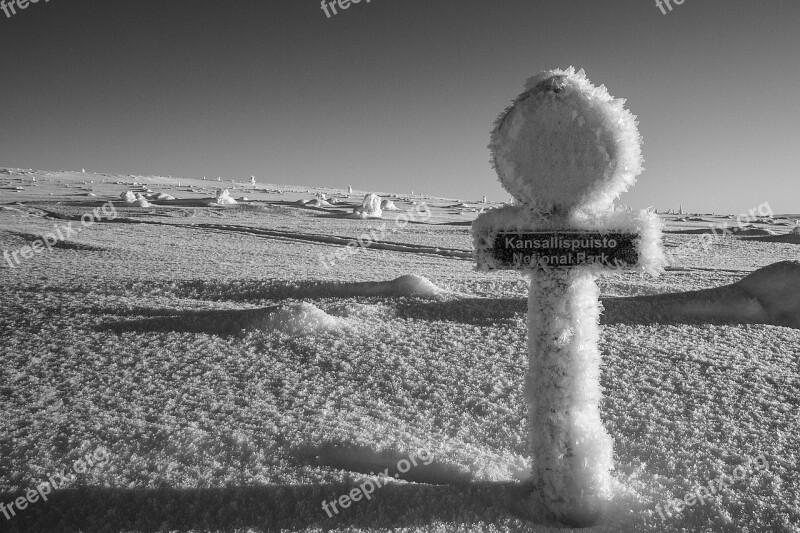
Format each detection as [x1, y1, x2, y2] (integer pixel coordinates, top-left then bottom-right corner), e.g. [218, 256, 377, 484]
[1, 0, 798, 214]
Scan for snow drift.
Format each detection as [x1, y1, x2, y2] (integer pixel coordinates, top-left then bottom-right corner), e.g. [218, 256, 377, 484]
[605, 261, 800, 328]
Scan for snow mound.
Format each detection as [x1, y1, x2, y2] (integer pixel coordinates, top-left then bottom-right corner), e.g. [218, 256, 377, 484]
[385, 274, 444, 297]
[305, 198, 331, 208]
[262, 302, 342, 334]
[215, 189, 238, 205]
[352, 193, 383, 219]
[264, 275, 447, 300]
[607, 261, 800, 328]
[380, 199, 399, 211]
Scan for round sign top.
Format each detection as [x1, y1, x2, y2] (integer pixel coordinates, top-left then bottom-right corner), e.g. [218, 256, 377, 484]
[490, 67, 643, 213]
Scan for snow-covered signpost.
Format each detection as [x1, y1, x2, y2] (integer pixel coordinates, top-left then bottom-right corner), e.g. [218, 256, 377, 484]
[472, 68, 665, 526]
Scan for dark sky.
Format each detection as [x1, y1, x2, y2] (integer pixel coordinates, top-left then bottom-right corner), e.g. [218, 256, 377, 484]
[1, 0, 798, 213]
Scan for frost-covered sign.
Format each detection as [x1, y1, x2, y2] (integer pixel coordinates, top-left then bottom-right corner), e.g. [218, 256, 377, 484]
[493, 231, 639, 269]
[472, 67, 665, 526]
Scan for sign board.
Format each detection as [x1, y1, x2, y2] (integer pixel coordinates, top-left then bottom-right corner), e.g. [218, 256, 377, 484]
[492, 231, 639, 269]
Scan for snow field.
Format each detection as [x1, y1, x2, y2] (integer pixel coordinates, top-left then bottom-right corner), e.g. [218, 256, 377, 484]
[0, 168, 798, 531]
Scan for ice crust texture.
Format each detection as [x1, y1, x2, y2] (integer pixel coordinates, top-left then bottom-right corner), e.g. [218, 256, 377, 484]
[476, 68, 658, 526]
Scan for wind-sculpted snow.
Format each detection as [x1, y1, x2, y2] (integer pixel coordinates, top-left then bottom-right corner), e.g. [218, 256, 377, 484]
[602, 261, 800, 328]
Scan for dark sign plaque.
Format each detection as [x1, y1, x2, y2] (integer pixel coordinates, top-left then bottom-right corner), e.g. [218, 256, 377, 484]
[493, 231, 639, 269]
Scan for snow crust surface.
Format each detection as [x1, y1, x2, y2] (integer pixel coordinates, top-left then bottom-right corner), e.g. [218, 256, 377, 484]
[0, 168, 797, 533]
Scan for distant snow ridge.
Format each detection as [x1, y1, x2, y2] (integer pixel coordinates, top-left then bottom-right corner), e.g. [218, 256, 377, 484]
[352, 193, 383, 219]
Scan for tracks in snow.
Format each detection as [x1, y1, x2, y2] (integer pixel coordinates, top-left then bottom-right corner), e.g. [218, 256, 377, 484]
[103, 218, 474, 261]
[193, 222, 474, 260]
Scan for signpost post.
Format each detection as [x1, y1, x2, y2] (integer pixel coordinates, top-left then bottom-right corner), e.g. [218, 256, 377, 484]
[472, 67, 666, 526]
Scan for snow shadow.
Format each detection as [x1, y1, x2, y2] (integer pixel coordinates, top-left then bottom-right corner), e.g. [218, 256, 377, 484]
[289, 441, 473, 485]
[397, 262, 800, 330]
[100, 306, 282, 336]
[0, 481, 541, 532]
[150, 275, 448, 303]
[741, 233, 800, 244]
[396, 297, 526, 326]
[2, 231, 112, 252]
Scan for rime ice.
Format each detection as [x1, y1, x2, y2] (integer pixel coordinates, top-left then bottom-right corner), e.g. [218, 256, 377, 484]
[472, 67, 665, 525]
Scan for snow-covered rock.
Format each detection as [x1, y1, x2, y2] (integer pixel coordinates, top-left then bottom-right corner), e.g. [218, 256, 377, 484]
[120, 187, 153, 207]
[215, 189, 238, 205]
[352, 193, 383, 219]
[120, 190, 153, 207]
[380, 199, 399, 211]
